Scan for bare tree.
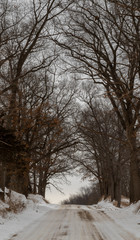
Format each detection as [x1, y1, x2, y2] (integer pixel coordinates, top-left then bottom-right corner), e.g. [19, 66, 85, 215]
[0, 0, 73, 125]
[28, 78, 78, 197]
[78, 93, 130, 205]
[55, 0, 140, 202]
[0, 0, 77, 196]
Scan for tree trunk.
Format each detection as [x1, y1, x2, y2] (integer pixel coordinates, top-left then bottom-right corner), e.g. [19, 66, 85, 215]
[128, 130, 140, 202]
[110, 174, 115, 202]
[0, 162, 5, 200]
[99, 179, 104, 197]
[130, 155, 140, 202]
[114, 179, 121, 207]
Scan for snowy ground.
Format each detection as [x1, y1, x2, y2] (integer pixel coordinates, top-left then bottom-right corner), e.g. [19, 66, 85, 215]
[94, 199, 140, 239]
[0, 192, 140, 240]
[0, 191, 58, 240]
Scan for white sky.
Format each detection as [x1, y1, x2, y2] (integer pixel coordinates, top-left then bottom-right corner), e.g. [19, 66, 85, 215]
[45, 175, 90, 204]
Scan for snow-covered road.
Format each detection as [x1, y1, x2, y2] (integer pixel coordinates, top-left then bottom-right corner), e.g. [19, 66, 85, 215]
[9, 205, 138, 240]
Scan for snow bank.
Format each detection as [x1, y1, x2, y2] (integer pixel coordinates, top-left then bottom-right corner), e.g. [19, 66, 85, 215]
[121, 196, 130, 207]
[95, 198, 140, 239]
[0, 190, 58, 240]
[128, 200, 140, 214]
[96, 199, 118, 211]
[27, 194, 47, 205]
[0, 200, 9, 211]
[96, 197, 140, 214]
[9, 191, 27, 205]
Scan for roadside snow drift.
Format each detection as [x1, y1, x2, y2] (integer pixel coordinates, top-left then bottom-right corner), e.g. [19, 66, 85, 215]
[0, 190, 58, 240]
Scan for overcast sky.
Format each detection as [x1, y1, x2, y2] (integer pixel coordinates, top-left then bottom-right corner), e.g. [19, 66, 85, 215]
[45, 175, 90, 204]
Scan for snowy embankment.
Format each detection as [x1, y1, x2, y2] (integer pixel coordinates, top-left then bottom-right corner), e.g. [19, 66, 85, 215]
[0, 190, 58, 240]
[0, 192, 140, 240]
[96, 198, 140, 239]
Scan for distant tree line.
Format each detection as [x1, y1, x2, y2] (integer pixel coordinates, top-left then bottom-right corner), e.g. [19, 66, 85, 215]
[62, 183, 101, 205]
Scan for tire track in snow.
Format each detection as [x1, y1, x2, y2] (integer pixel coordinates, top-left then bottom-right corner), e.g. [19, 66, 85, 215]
[89, 208, 138, 240]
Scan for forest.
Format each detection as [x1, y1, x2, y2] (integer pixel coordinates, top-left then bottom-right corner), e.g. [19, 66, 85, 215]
[0, 0, 140, 207]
